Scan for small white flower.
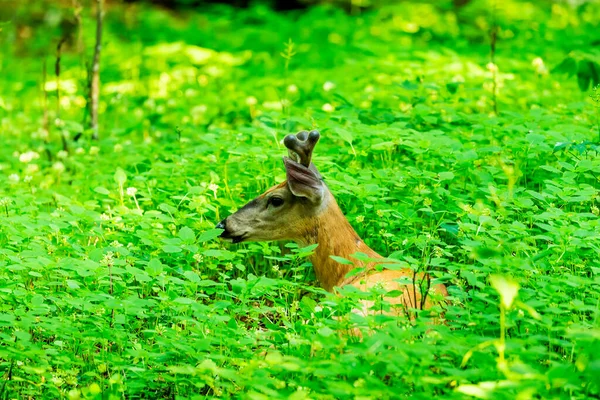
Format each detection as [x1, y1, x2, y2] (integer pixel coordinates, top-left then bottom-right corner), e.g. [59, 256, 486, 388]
[532, 57, 544, 68]
[126, 187, 138, 196]
[486, 62, 498, 73]
[75, 147, 85, 155]
[24, 175, 32, 183]
[25, 164, 39, 174]
[89, 146, 100, 156]
[111, 240, 123, 248]
[8, 174, 19, 183]
[246, 96, 258, 106]
[321, 103, 334, 112]
[52, 162, 65, 173]
[193, 253, 204, 263]
[56, 150, 68, 159]
[287, 84, 298, 93]
[19, 151, 40, 163]
[113, 144, 123, 153]
[314, 305, 323, 313]
[532, 57, 547, 75]
[208, 183, 218, 193]
[323, 81, 335, 91]
[100, 251, 115, 266]
[100, 213, 110, 221]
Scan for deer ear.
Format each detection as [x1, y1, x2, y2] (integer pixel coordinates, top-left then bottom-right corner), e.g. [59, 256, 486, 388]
[283, 157, 324, 203]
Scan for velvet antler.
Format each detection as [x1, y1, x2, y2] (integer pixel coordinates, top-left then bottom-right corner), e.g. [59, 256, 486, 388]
[283, 130, 320, 167]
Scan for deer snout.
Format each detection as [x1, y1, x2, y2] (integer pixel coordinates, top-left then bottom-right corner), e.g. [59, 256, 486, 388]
[216, 218, 231, 240]
[216, 218, 246, 243]
[216, 219, 227, 231]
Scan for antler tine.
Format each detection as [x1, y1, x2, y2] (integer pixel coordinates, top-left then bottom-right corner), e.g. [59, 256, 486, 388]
[284, 130, 320, 167]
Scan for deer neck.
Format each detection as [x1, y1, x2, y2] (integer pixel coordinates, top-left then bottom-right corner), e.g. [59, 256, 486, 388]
[297, 194, 381, 292]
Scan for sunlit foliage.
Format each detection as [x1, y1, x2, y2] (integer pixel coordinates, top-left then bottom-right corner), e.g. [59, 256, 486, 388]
[0, 0, 599, 398]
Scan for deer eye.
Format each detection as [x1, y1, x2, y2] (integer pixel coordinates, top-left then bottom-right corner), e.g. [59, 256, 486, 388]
[268, 196, 284, 208]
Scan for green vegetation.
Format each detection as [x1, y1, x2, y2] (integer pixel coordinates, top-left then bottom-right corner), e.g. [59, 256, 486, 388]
[1, 0, 600, 398]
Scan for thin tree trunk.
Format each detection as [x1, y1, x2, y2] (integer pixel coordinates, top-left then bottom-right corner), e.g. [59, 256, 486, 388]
[55, 39, 69, 152]
[90, 0, 104, 141]
[490, 2, 498, 115]
[41, 58, 52, 162]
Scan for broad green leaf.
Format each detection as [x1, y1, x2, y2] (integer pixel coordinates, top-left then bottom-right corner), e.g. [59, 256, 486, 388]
[183, 270, 201, 283]
[178, 226, 195, 243]
[197, 228, 223, 243]
[336, 127, 353, 145]
[146, 259, 163, 276]
[329, 255, 353, 265]
[94, 187, 110, 195]
[438, 171, 455, 181]
[551, 56, 577, 76]
[163, 245, 182, 253]
[317, 326, 335, 337]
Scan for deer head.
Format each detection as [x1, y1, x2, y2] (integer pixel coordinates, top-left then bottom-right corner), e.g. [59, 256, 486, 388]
[216, 130, 330, 243]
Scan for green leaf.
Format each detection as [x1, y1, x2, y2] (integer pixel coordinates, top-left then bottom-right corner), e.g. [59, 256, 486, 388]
[146, 259, 164, 276]
[163, 245, 182, 253]
[197, 228, 223, 243]
[329, 255, 354, 265]
[178, 227, 195, 243]
[440, 222, 459, 236]
[344, 267, 366, 278]
[183, 270, 201, 283]
[173, 297, 195, 305]
[578, 71, 591, 91]
[94, 187, 110, 195]
[336, 127, 354, 145]
[317, 326, 335, 337]
[66, 280, 81, 289]
[438, 171, 455, 181]
[552, 56, 577, 76]
[446, 82, 461, 94]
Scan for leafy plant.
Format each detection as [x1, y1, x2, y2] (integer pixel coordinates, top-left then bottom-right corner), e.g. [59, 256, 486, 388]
[0, 0, 599, 398]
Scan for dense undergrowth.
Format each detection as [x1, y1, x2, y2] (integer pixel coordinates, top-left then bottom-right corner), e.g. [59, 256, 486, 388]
[1, 0, 600, 398]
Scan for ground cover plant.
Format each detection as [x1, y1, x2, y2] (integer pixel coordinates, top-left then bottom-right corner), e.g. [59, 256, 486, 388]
[1, 0, 600, 398]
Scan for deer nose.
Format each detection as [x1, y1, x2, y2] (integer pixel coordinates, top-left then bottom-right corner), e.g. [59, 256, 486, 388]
[215, 219, 227, 231]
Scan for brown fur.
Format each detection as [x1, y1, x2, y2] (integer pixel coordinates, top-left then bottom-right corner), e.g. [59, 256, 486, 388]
[220, 180, 448, 320]
[217, 137, 447, 323]
[297, 191, 448, 318]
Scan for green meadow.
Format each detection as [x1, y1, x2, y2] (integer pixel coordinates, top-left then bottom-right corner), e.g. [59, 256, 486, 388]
[0, 0, 599, 398]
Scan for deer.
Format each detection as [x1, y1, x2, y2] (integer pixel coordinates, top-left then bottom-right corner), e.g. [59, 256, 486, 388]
[216, 130, 448, 322]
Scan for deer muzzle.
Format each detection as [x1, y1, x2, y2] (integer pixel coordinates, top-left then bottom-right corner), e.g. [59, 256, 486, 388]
[216, 218, 246, 243]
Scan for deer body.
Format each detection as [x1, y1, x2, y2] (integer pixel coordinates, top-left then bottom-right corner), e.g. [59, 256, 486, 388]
[217, 130, 447, 317]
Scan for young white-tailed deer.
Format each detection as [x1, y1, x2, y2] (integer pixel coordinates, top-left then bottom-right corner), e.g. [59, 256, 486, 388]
[216, 130, 448, 319]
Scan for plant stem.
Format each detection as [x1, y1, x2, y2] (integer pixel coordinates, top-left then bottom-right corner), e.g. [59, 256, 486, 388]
[90, 0, 104, 141]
